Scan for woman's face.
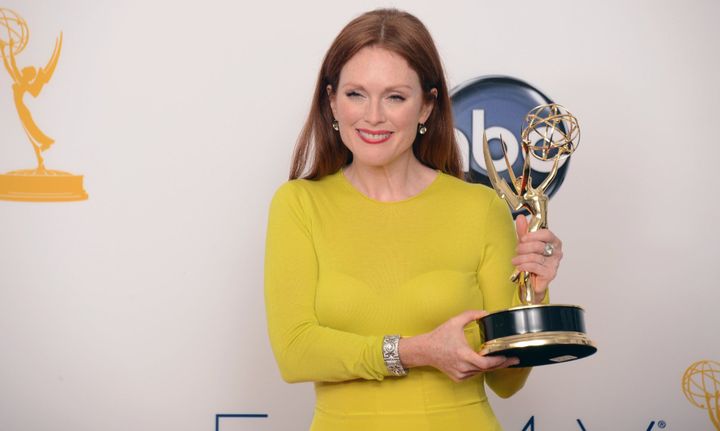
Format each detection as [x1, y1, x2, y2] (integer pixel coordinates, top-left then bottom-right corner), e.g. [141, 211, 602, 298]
[329, 46, 435, 170]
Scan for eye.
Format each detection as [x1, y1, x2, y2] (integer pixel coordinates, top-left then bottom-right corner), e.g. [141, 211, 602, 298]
[345, 91, 363, 98]
[388, 94, 406, 102]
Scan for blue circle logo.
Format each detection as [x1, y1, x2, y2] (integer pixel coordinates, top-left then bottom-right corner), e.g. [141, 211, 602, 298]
[451, 76, 570, 207]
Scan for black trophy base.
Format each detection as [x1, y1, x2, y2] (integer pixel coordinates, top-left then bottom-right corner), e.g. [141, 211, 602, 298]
[478, 304, 597, 368]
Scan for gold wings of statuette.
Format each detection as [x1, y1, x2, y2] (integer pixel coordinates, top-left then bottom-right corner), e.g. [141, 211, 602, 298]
[482, 132, 523, 210]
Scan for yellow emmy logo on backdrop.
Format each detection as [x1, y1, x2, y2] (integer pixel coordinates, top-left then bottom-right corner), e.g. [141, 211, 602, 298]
[682, 360, 720, 430]
[0, 8, 87, 202]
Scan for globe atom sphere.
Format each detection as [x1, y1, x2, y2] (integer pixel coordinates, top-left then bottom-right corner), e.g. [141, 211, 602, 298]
[0, 8, 29, 56]
[521, 104, 580, 162]
[682, 360, 720, 410]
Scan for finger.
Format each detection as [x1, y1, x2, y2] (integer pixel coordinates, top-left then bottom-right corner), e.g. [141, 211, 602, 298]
[457, 369, 485, 380]
[514, 248, 563, 263]
[476, 356, 520, 372]
[515, 261, 557, 279]
[533, 280, 550, 296]
[514, 258, 557, 271]
[520, 229, 561, 247]
[516, 240, 558, 256]
[523, 268, 557, 288]
[493, 356, 521, 370]
[515, 215, 529, 242]
[454, 370, 480, 381]
[511, 253, 553, 266]
[529, 272, 550, 295]
[454, 309, 488, 325]
[468, 353, 508, 371]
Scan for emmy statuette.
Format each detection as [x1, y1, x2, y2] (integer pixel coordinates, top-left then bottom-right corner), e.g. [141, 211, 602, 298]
[0, 8, 87, 202]
[478, 104, 596, 367]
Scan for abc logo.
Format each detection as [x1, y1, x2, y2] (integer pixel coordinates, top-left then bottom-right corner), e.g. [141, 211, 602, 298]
[451, 76, 570, 202]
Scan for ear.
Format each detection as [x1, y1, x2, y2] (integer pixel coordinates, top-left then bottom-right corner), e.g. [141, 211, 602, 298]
[419, 88, 438, 124]
[327, 85, 337, 117]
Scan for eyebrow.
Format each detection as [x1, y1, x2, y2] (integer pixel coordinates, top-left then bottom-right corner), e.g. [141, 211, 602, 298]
[340, 83, 415, 92]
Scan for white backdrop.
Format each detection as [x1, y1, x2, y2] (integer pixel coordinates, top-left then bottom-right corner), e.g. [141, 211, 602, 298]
[1, 1, 718, 430]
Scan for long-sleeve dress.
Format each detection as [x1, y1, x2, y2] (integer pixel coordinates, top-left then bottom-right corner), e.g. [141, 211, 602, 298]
[264, 170, 539, 430]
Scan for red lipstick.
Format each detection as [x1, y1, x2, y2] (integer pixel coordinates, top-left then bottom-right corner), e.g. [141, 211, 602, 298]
[357, 128, 393, 144]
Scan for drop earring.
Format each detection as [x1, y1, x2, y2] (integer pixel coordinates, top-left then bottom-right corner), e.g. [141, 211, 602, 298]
[418, 123, 427, 135]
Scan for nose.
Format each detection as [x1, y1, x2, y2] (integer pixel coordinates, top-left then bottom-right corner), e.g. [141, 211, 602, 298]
[364, 98, 385, 125]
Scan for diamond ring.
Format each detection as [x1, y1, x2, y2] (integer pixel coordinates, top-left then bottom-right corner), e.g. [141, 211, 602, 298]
[543, 242, 554, 257]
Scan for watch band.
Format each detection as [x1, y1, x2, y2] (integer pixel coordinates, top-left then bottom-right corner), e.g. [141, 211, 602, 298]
[382, 335, 407, 377]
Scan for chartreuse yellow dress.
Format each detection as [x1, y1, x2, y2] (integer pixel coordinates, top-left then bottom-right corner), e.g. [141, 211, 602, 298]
[265, 170, 540, 430]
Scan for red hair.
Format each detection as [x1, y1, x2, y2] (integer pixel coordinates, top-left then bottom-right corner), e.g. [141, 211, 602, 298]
[289, 8, 462, 180]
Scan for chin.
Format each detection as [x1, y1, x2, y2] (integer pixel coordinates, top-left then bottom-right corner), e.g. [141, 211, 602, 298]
[349, 147, 413, 170]
[351, 154, 401, 169]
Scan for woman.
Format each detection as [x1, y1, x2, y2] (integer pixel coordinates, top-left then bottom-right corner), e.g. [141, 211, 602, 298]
[265, 8, 563, 430]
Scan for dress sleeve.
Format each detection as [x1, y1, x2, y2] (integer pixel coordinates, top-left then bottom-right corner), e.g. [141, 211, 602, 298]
[264, 182, 389, 383]
[477, 195, 549, 398]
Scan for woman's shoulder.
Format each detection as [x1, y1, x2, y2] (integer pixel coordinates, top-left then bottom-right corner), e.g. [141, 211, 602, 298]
[435, 172, 501, 204]
[271, 171, 344, 204]
[434, 173, 514, 227]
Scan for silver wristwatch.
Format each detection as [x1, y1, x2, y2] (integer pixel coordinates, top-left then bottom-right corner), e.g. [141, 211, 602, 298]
[382, 335, 407, 376]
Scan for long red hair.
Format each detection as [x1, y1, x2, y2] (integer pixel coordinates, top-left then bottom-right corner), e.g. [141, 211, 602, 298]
[289, 8, 462, 180]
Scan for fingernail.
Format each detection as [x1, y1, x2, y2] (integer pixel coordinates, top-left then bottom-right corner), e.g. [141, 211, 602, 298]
[510, 358, 520, 366]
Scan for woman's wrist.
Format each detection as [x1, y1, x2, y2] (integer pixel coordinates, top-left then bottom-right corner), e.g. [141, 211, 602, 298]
[397, 334, 429, 369]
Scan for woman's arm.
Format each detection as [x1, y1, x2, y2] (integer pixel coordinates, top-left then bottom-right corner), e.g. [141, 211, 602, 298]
[478, 196, 540, 397]
[264, 182, 388, 383]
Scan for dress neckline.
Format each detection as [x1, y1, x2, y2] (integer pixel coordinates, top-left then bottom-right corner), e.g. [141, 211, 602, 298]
[336, 168, 444, 204]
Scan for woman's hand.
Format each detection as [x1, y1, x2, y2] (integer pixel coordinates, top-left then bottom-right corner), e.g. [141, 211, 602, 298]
[511, 216, 564, 302]
[398, 310, 519, 382]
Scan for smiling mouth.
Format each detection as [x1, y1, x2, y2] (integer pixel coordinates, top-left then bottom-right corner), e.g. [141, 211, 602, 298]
[357, 129, 393, 144]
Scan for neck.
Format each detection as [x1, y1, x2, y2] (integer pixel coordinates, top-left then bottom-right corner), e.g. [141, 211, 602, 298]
[343, 157, 437, 202]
